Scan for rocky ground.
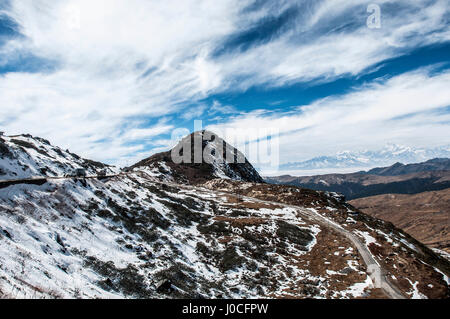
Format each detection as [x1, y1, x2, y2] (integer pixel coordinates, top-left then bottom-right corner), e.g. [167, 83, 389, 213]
[0, 133, 449, 299]
[0, 172, 378, 299]
[350, 189, 450, 254]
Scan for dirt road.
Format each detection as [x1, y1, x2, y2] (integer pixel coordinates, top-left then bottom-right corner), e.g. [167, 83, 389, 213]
[0, 173, 405, 298]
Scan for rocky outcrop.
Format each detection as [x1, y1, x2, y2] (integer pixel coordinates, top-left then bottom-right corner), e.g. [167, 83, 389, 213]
[131, 131, 264, 184]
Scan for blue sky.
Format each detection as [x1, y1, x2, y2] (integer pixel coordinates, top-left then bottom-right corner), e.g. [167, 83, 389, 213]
[0, 0, 449, 172]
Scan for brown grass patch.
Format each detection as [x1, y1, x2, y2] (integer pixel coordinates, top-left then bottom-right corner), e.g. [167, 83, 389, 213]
[218, 236, 234, 244]
[214, 216, 268, 227]
[222, 196, 283, 209]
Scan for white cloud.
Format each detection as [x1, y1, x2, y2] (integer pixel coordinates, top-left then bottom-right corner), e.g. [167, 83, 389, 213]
[0, 0, 449, 166]
[119, 123, 174, 143]
[0, 0, 247, 165]
[206, 67, 450, 170]
[207, 0, 450, 90]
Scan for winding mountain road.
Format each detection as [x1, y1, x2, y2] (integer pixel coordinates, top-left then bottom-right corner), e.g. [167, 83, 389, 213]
[173, 182, 406, 299]
[237, 195, 405, 299]
[0, 173, 405, 299]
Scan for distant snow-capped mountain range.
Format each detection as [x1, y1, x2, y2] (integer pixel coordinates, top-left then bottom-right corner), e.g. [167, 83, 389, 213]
[280, 144, 450, 171]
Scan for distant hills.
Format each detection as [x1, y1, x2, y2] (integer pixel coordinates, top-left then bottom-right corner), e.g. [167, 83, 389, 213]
[268, 158, 450, 255]
[266, 158, 450, 200]
[362, 158, 450, 176]
[279, 144, 450, 172]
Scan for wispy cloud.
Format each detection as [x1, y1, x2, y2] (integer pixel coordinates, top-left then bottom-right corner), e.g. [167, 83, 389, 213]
[0, 0, 247, 164]
[208, 0, 450, 90]
[207, 67, 450, 168]
[0, 0, 449, 166]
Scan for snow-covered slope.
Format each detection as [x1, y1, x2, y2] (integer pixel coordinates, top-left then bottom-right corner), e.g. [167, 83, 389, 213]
[0, 172, 374, 299]
[0, 134, 117, 180]
[0, 133, 449, 299]
[131, 131, 264, 184]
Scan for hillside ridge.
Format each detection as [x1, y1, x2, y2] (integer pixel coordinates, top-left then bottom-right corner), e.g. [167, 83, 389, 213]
[0, 133, 449, 299]
[131, 131, 264, 184]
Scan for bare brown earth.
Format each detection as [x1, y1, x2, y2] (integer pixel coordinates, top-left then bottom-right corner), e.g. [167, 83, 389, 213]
[201, 179, 450, 298]
[350, 189, 450, 253]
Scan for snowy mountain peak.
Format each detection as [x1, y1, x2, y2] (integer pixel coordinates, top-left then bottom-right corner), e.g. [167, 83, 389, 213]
[131, 131, 264, 184]
[280, 143, 450, 173]
[381, 143, 413, 155]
